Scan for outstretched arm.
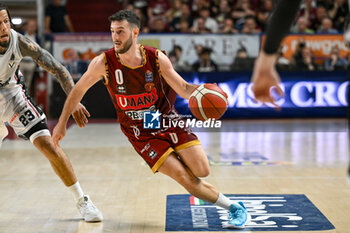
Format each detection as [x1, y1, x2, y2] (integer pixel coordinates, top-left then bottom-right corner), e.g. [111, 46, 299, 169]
[251, 0, 302, 106]
[263, 0, 303, 55]
[52, 54, 106, 147]
[251, 52, 283, 107]
[18, 33, 74, 95]
[158, 50, 197, 99]
[18, 33, 89, 126]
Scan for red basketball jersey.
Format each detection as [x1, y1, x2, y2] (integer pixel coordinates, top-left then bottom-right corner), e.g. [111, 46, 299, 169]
[103, 45, 177, 130]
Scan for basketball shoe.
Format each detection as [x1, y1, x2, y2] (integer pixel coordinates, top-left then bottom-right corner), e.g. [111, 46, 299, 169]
[76, 195, 103, 222]
[226, 202, 251, 228]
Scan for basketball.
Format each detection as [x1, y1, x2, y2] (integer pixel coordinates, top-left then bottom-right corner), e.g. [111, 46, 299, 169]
[189, 84, 228, 121]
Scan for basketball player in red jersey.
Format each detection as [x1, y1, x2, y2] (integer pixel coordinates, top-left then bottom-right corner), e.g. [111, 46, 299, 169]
[52, 10, 250, 228]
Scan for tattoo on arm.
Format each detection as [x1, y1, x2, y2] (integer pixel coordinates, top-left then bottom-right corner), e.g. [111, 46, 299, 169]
[18, 33, 74, 95]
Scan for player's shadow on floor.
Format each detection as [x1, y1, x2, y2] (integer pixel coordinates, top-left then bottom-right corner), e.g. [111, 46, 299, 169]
[100, 219, 162, 233]
[74, 220, 103, 233]
[56, 218, 82, 222]
[54, 218, 162, 232]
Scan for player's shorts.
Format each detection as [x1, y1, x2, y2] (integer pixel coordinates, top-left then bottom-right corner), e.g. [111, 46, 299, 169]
[0, 75, 50, 144]
[121, 124, 201, 173]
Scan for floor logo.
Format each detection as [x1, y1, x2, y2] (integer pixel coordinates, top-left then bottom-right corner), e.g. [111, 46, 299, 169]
[143, 110, 161, 129]
[207, 153, 292, 166]
[166, 194, 334, 231]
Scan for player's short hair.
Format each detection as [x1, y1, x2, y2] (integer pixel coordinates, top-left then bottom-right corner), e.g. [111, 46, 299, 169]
[109, 10, 140, 28]
[0, 3, 13, 27]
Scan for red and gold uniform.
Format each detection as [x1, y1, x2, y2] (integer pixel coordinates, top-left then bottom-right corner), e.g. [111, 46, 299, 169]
[104, 45, 200, 173]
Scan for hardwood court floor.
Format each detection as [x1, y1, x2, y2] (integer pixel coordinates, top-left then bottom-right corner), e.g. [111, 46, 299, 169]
[0, 119, 349, 233]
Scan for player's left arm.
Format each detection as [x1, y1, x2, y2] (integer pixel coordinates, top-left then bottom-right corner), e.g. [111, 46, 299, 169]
[158, 50, 197, 99]
[17, 33, 89, 127]
[18, 33, 74, 95]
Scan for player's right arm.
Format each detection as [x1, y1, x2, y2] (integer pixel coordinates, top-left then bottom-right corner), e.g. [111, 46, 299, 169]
[52, 54, 106, 147]
[158, 50, 197, 99]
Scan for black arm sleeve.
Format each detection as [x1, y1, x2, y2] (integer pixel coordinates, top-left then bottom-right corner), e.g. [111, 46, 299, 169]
[263, 0, 303, 54]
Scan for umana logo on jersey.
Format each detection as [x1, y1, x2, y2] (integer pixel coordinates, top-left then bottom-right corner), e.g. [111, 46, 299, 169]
[115, 87, 158, 110]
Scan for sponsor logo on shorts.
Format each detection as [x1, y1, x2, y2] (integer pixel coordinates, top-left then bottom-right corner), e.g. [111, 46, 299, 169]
[148, 149, 157, 159]
[141, 143, 151, 153]
[130, 125, 140, 139]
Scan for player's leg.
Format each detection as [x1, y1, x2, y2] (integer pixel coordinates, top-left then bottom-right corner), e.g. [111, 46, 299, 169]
[176, 144, 210, 178]
[167, 128, 210, 178]
[33, 134, 77, 186]
[175, 143, 251, 227]
[6, 82, 102, 222]
[158, 152, 251, 228]
[126, 127, 250, 228]
[128, 132, 216, 202]
[31, 133, 102, 222]
[158, 152, 217, 202]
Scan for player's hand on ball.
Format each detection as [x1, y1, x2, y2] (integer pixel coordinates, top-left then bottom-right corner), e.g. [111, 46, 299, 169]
[189, 83, 228, 121]
[72, 103, 90, 128]
[52, 123, 66, 147]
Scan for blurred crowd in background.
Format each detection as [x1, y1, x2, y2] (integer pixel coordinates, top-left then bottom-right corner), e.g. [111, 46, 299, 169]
[11, 0, 349, 94]
[168, 41, 350, 73]
[123, 0, 348, 35]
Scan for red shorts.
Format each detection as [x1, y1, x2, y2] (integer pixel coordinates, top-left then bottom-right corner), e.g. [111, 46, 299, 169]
[121, 125, 200, 173]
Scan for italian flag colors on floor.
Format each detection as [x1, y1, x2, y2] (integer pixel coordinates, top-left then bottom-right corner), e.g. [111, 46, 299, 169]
[189, 195, 205, 205]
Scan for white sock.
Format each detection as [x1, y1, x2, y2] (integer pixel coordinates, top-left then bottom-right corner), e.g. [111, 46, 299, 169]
[214, 192, 232, 210]
[68, 181, 84, 202]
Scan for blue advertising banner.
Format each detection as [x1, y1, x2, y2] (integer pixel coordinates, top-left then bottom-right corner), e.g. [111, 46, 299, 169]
[175, 71, 348, 118]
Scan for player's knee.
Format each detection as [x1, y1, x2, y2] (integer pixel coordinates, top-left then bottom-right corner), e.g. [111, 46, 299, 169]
[192, 165, 210, 178]
[190, 155, 210, 178]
